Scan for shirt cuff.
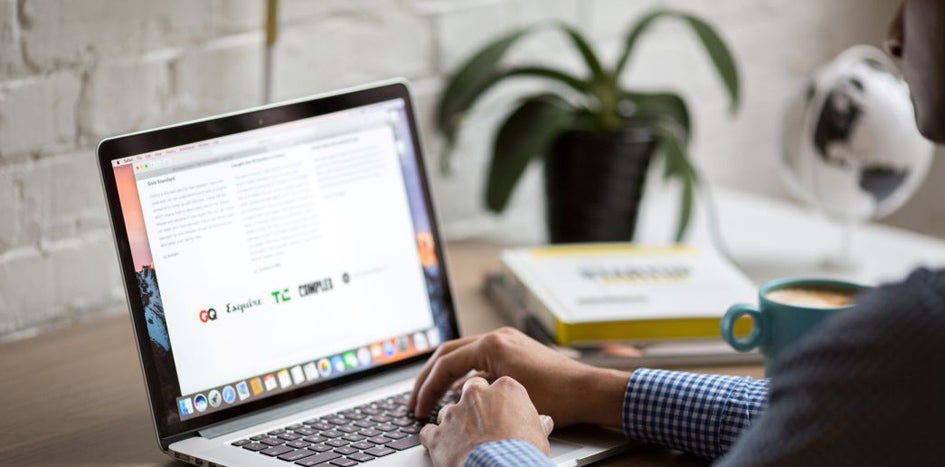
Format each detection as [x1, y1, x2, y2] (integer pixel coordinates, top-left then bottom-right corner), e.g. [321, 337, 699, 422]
[465, 439, 554, 467]
[623, 368, 769, 458]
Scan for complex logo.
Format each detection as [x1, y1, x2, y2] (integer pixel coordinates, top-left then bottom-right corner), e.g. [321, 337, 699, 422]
[198, 308, 218, 323]
[298, 277, 334, 297]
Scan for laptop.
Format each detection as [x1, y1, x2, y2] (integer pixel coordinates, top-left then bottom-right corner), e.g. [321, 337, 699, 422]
[97, 80, 630, 467]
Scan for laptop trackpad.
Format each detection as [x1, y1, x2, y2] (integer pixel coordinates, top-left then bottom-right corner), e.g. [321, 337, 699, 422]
[549, 437, 584, 457]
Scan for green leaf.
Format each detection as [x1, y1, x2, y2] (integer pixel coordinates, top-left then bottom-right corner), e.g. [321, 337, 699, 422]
[624, 92, 691, 143]
[555, 23, 606, 81]
[676, 172, 695, 243]
[503, 66, 590, 93]
[436, 28, 533, 147]
[614, 10, 666, 75]
[436, 23, 603, 165]
[652, 120, 699, 242]
[437, 66, 589, 174]
[569, 108, 606, 133]
[650, 116, 687, 180]
[679, 14, 740, 112]
[615, 9, 739, 112]
[486, 95, 575, 212]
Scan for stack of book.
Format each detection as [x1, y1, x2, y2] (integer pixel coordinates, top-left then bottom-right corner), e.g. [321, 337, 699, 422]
[484, 243, 763, 369]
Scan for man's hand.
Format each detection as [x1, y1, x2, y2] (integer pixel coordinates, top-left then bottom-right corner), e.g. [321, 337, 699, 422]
[407, 327, 630, 428]
[420, 376, 554, 467]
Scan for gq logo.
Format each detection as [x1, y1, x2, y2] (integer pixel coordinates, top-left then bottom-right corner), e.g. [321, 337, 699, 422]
[198, 308, 218, 323]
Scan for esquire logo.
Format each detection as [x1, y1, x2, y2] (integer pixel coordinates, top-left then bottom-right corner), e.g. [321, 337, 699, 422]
[198, 298, 263, 323]
[227, 298, 262, 314]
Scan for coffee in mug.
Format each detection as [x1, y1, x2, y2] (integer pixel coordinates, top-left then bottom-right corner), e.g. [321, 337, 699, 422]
[721, 278, 868, 374]
[764, 288, 857, 309]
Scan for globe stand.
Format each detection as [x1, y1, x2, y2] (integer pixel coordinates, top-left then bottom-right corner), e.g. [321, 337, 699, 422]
[821, 220, 861, 271]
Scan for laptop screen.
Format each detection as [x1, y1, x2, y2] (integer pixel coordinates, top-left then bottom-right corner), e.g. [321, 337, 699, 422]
[103, 87, 456, 433]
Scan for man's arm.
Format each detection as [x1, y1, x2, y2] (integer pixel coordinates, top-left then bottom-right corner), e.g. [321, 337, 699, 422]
[410, 327, 772, 465]
[624, 369, 769, 458]
[715, 269, 945, 466]
[409, 328, 629, 466]
[457, 368, 769, 466]
[458, 368, 768, 467]
[408, 328, 632, 428]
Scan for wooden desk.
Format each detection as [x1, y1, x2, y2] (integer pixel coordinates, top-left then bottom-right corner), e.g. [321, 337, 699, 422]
[0, 241, 762, 466]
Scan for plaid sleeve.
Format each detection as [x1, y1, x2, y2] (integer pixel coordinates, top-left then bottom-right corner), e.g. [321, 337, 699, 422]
[465, 439, 554, 467]
[624, 368, 769, 458]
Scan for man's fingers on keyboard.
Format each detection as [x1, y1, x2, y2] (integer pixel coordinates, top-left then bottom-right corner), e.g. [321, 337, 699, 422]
[452, 371, 491, 392]
[540, 414, 554, 435]
[407, 335, 477, 410]
[419, 423, 436, 449]
[461, 375, 489, 396]
[436, 403, 455, 424]
[415, 341, 482, 417]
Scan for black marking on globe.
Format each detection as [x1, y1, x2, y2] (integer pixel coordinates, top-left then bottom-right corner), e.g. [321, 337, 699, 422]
[813, 84, 863, 168]
[860, 166, 907, 203]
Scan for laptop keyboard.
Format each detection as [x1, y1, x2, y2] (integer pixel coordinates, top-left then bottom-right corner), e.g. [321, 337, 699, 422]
[230, 390, 456, 466]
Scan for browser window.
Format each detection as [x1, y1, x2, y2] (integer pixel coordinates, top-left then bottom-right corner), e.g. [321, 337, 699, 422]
[111, 99, 445, 421]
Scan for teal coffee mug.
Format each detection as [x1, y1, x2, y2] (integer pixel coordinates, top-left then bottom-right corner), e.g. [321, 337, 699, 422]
[721, 278, 868, 374]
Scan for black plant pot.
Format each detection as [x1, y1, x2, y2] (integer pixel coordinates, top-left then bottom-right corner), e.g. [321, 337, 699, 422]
[544, 127, 657, 243]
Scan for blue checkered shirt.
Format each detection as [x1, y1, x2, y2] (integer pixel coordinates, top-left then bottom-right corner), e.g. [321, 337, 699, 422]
[469, 268, 945, 465]
[466, 369, 769, 466]
[466, 439, 554, 467]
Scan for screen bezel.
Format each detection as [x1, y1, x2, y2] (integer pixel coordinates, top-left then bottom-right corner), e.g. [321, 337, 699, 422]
[97, 81, 460, 444]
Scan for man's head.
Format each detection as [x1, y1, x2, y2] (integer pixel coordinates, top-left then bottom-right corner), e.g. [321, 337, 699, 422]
[887, 0, 945, 143]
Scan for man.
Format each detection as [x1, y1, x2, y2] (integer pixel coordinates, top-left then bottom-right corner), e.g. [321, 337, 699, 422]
[408, 1, 945, 465]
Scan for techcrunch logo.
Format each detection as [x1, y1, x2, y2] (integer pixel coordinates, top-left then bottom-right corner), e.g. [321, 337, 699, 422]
[271, 288, 291, 304]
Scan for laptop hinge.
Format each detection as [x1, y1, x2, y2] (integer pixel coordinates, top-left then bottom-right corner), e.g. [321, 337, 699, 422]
[198, 362, 423, 439]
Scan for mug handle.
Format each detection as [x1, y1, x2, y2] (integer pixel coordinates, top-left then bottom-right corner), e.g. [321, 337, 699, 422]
[721, 303, 767, 352]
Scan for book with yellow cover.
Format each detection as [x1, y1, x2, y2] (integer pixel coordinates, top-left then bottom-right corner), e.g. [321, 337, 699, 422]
[499, 243, 756, 345]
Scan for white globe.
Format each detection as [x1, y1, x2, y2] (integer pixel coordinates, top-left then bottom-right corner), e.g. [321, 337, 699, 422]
[781, 45, 933, 221]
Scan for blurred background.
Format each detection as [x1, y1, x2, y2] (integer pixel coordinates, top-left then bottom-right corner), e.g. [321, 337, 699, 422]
[1, 0, 939, 340]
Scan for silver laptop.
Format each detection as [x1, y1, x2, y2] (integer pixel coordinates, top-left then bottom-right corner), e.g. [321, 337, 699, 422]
[97, 80, 629, 467]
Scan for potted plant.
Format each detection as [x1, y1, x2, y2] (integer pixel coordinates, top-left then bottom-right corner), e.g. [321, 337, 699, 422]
[435, 9, 739, 242]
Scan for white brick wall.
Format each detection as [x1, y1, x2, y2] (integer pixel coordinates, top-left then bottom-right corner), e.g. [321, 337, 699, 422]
[274, 1, 434, 100]
[81, 56, 174, 140]
[0, 0, 916, 340]
[174, 33, 264, 118]
[0, 71, 79, 156]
